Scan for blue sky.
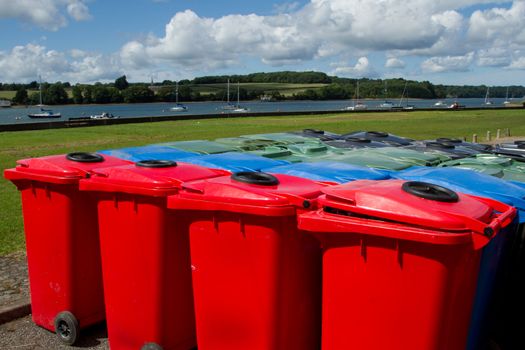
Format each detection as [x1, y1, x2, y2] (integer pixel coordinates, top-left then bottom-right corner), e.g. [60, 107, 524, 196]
[0, 0, 524, 85]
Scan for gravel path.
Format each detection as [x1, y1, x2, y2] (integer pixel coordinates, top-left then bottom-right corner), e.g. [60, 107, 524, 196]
[0, 316, 108, 349]
[0, 252, 29, 308]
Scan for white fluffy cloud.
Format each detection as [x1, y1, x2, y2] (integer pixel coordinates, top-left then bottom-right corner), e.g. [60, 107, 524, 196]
[2, 0, 525, 82]
[330, 57, 377, 77]
[385, 58, 406, 69]
[0, 0, 91, 30]
[421, 52, 475, 72]
[0, 44, 121, 82]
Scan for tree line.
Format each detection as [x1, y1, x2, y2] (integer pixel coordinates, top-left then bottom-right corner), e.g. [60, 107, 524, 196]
[4, 73, 525, 106]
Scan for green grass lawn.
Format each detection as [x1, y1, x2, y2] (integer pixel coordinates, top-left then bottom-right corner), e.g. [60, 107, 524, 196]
[1, 109, 524, 255]
[0, 91, 16, 99]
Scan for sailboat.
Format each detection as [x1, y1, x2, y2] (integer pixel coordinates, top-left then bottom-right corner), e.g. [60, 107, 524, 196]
[221, 79, 238, 110]
[342, 81, 367, 111]
[396, 81, 415, 110]
[379, 80, 394, 109]
[169, 81, 188, 112]
[484, 87, 493, 105]
[503, 87, 511, 105]
[232, 82, 248, 113]
[28, 76, 61, 119]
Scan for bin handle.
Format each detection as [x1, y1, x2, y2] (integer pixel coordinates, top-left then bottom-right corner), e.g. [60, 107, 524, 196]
[426, 141, 455, 149]
[366, 131, 388, 137]
[135, 160, 177, 168]
[66, 152, 104, 163]
[231, 171, 279, 186]
[345, 137, 371, 143]
[402, 181, 459, 203]
[436, 137, 462, 143]
[303, 128, 324, 134]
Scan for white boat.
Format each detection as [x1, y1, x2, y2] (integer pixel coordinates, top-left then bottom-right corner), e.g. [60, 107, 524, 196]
[27, 76, 61, 119]
[0, 99, 11, 108]
[503, 87, 511, 105]
[379, 101, 394, 109]
[221, 79, 238, 110]
[397, 81, 415, 110]
[169, 81, 188, 112]
[379, 80, 393, 109]
[232, 82, 249, 113]
[343, 81, 367, 111]
[484, 87, 493, 105]
[90, 112, 118, 120]
[434, 100, 446, 107]
[28, 108, 62, 119]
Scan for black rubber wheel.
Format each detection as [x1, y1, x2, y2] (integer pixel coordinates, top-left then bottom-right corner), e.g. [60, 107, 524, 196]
[66, 152, 104, 163]
[136, 160, 177, 168]
[402, 181, 459, 202]
[54, 311, 80, 345]
[231, 171, 279, 186]
[141, 343, 163, 350]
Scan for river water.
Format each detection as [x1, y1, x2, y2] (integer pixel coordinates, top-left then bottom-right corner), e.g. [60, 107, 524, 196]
[0, 98, 519, 125]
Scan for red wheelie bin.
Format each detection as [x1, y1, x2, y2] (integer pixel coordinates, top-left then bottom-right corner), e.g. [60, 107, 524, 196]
[79, 160, 228, 350]
[298, 180, 515, 350]
[167, 171, 326, 350]
[4, 152, 131, 345]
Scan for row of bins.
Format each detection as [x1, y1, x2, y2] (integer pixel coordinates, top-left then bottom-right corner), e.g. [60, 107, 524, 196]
[4, 132, 525, 350]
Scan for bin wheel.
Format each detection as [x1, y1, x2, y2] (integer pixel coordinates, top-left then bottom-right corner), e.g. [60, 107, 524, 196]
[402, 181, 459, 203]
[231, 171, 279, 186]
[66, 152, 104, 163]
[141, 342, 163, 350]
[366, 131, 388, 137]
[54, 311, 79, 345]
[136, 160, 177, 168]
[436, 137, 462, 144]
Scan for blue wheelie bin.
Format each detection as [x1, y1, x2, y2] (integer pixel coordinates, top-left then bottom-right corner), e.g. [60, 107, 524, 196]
[391, 166, 525, 350]
[179, 152, 290, 172]
[265, 161, 390, 184]
[98, 145, 198, 162]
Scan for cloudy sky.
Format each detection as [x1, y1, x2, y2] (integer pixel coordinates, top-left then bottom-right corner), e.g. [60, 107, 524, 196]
[0, 0, 524, 85]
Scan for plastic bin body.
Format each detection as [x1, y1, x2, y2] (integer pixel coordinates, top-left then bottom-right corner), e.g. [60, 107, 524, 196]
[168, 173, 326, 350]
[340, 130, 414, 146]
[79, 161, 228, 350]
[323, 137, 389, 149]
[298, 180, 514, 350]
[155, 140, 237, 154]
[214, 137, 280, 151]
[428, 138, 492, 152]
[391, 166, 525, 350]
[98, 145, 198, 162]
[180, 152, 289, 172]
[364, 147, 442, 166]
[240, 132, 325, 145]
[245, 146, 304, 163]
[311, 149, 414, 170]
[439, 154, 525, 182]
[405, 141, 477, 159]
[289, 129, 342, 140]
[3, 154, 131, 334]
[265, 161, 390, 184]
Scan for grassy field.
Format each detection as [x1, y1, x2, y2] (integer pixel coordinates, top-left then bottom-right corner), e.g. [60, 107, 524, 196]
[1, 109, 524, 255]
